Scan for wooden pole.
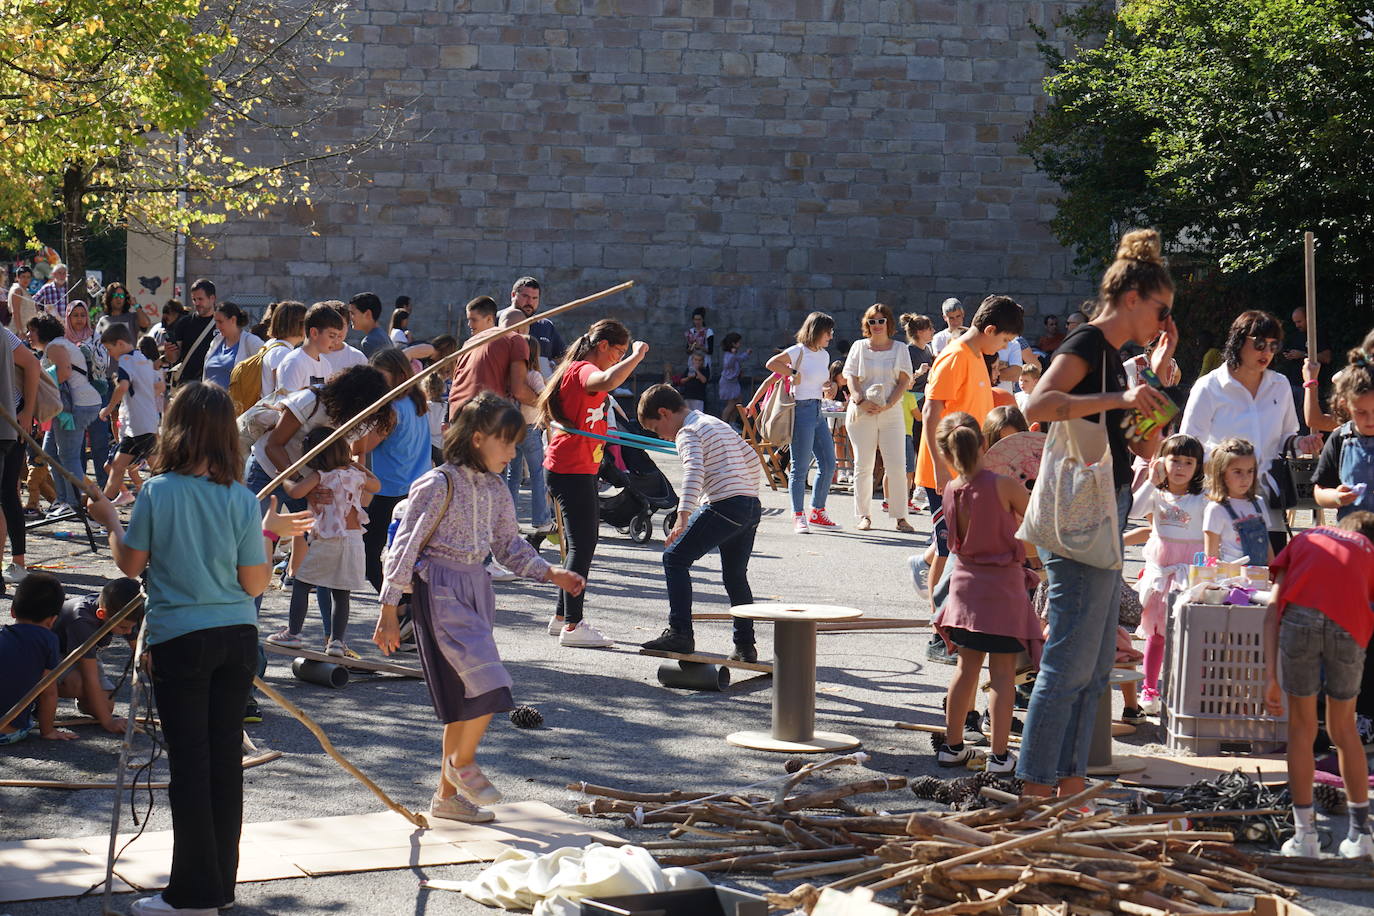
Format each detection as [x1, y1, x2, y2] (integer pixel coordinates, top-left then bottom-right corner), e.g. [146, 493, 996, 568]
[255, 280, 635, 501]
[103, 615, 149, 914]
[0, 402, 101, 501]
[0, 592, 144, 732]
[1304, 231, 1317, 361]
[253, 676, 429, 828]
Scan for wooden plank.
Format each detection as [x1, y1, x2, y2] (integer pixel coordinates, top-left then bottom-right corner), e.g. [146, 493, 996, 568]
[638, 648, 773, 674]
[817, 618, 928, 632]
[263, 643, 422, 678]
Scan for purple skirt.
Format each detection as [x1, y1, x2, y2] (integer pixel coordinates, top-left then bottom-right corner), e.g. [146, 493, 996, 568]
[411, 572, 513, 724]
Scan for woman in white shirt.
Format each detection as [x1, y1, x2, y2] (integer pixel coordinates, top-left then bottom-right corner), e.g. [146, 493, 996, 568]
[27, 314, 103, 516]
[1180, 309, 1321, 553]
[843, 303, 914, 532]
[763, 312, 841, 534]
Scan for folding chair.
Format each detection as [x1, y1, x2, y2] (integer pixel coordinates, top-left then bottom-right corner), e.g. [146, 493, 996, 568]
[738, 410, 788, 491]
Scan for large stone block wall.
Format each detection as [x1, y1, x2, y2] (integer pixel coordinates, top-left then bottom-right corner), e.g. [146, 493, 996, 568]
[189, 0, 1096, 360]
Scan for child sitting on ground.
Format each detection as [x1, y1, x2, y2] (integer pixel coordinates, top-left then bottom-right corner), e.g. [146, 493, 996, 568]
[268, 427, 380, 657]
[1265, 511, 1374, 859]
[55, 576, 144, 735]
[0, 572, 77, 744]
[930, 412, 1042, 774]
[1203, 437, 1274, 565]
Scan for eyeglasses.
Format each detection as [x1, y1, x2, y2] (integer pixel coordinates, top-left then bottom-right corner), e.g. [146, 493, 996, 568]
[1248, 336, 1282, 353]
[866, 317, 887, 325]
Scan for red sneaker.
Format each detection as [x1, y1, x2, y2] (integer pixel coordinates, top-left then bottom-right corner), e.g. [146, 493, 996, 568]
[808, 508, 841, 530]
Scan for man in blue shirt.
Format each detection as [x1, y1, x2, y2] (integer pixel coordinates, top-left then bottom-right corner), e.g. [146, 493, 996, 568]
[498, 276, 565, 361]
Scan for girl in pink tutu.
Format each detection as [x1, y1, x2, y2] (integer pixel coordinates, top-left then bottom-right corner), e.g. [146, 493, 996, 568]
[1125, 433, 1207, 716]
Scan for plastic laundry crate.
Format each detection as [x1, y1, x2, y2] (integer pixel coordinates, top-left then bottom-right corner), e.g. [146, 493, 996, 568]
[1164, 602, 1287, 755]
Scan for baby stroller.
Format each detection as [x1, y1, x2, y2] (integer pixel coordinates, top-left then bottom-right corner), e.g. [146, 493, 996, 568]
[598, 419, 679, 544]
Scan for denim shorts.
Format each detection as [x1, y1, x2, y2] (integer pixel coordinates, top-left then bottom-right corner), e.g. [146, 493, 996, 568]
[1278, 604, 1367, 700]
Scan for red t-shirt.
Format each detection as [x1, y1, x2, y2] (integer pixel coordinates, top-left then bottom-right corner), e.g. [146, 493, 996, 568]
[1271, 526, 1374, 647]
[543, 361, 607, 475]
[447, 328, 530, 419]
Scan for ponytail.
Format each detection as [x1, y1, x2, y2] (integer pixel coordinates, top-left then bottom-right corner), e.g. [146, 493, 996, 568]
[935, 411, 983, 478]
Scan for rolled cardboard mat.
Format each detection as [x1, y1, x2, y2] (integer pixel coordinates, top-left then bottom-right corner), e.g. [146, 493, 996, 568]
[657, 660, 730, 691]
[292, 658, 350, 688]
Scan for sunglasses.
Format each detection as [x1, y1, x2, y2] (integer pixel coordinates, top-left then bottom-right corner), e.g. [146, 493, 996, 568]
[1145, 295, 1171, 322]
[1248, 336, 1281, 353]
[866, 317, 887, 325]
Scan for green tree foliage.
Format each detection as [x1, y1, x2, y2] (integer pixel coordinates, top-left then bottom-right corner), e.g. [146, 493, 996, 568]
[0, 0, 405, 290]
[1023, 1, 1374, 302]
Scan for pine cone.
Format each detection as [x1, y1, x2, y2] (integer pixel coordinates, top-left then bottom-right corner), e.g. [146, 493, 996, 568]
[1314, 783, 1347, 815]
[509, 705, 544, 729]
[910, 775, 944, 800]
[784, 757, 807, 774]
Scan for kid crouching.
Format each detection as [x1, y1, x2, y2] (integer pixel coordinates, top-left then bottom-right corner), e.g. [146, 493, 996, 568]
[1265, 511, 1374, 858]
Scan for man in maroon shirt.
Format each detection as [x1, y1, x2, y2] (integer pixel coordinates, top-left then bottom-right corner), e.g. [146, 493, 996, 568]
[447, 295, 535, 420]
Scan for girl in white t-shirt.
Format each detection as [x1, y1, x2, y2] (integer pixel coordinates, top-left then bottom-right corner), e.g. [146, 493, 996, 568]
[1124, 434, 1207, 713]
[761, 312, 840, 534]
[1202, 437, 1274, 564]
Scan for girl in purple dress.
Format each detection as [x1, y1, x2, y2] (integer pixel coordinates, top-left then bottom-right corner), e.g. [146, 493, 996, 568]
[373, 392, 584, 824]
[930, 411, 1044, 774]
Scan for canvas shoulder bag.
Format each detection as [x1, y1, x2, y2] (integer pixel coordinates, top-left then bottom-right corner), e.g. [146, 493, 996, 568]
[1017, 352, 1122, 570]
[759, 374, 795, 444]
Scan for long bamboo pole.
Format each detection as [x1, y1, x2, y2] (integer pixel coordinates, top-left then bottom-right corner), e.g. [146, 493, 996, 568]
[1303, 231, 1317, 362]
[103, 618, 150, 914]
[0, 402, 101, 501]
[255, 280, 635, 501]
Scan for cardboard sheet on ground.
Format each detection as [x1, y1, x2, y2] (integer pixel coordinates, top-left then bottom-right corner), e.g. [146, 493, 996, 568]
[1116, 754, 1289, 788]
[0, 800, 619, 902]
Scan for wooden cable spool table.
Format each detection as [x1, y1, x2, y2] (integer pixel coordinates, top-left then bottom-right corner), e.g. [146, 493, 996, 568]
[725, 603, 863, 753]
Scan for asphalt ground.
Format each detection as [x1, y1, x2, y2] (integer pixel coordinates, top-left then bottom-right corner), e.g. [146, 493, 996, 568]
[1, 460, 1367, 915]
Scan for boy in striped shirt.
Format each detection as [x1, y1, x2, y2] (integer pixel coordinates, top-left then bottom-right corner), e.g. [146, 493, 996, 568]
[637, 384, 763, 662]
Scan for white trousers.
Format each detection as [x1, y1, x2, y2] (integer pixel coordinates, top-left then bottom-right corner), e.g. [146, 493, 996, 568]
[845, 403, 908, 521]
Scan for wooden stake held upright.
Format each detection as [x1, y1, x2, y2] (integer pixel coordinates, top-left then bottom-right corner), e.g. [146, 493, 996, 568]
[1304, 231, 1317, 361]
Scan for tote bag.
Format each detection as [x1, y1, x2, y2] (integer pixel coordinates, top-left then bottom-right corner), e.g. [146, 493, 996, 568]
[1017, 356, 1122, 570]
[759, 375, 795, 444]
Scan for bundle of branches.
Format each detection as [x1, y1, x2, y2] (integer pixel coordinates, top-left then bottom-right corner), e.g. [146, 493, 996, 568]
[1146, 770, 1292, 845]
[570, 759, 1374, 915]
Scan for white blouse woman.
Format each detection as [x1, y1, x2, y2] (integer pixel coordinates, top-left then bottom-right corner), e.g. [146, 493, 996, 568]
[843, 303, 913, 532]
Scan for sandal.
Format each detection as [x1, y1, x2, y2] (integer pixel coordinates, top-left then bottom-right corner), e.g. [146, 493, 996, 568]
[895, 519, 915, 533]
[857, 516, 872, 531]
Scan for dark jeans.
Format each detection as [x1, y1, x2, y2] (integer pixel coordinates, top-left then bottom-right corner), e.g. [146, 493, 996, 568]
[664, 496, 760, 647]
[1, 439, 23, 558]
[83, 414, 112, 489]
[150, 624, 257, 910]
[547, 471, 599, 624]
[363, 493, 404, 593]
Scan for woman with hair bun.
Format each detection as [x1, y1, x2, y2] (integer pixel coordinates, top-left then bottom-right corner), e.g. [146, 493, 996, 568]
[1018, 228, 1179, 799]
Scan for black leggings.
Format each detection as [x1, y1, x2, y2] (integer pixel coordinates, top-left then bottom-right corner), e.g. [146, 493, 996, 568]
[362, 493, 404, 593]
[289, 581, 349, 641]
[0, 440, 23, 559]
[547, 471, 599, 624]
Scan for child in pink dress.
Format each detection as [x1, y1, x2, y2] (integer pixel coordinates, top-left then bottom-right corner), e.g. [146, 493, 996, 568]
[930, 412, 1043, 774]
[1124, 433, 1207, 715]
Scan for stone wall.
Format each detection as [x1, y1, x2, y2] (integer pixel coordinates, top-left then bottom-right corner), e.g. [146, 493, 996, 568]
[189, 0, 1096, 363]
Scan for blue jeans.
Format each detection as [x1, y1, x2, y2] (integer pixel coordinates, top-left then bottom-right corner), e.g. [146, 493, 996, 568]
[502, 424, 549, 527]
[664, 496, 761, 647]
[83, 413, 112, 489]
[44, 404, 101, 506]
[788, 399, 834, 514]
[1016, 484, 1131, 787]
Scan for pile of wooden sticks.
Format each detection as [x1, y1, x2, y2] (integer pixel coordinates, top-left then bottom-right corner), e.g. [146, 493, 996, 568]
[570, 762, 1374, 915]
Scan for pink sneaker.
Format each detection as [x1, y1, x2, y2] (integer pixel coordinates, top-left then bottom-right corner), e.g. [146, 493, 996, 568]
[808, 508, 841, 530]
[1139, 686, 1161, 715]
[793, 512, 809, 534]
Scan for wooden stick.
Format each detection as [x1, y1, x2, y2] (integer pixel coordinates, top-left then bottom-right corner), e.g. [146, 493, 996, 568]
[0, 593, 144, 733]
[255, 280, 634, 500]
[0, 778, 170, 790]
[103, 613, 149, 915]
[1304, 230, 1317, 361]
[773, 856, 885, 880]
[253, 676, 428, 828]
[0, 401, 102, 502]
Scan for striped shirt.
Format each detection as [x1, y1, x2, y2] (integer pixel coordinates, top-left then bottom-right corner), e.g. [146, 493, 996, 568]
[674, 409, 760, 513]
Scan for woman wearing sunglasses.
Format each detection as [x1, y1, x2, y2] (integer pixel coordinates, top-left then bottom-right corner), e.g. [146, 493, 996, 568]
[1181, 310, 1323, 554]
[842, 303, 914, 532]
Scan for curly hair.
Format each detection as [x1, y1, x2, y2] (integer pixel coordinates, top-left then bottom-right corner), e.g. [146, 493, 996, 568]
[1222, 310, 1283, 371]
[314, 365, 396, 440]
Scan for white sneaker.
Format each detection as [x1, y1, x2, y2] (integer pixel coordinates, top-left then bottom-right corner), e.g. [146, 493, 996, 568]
[984, 750, 1017, 774]
[936, 744, 977, 768]
[2, 563, 27, 584]
[793, 512, 809, 535]
[1281, 831, 1319, 858]
[265, 628, 303, 649]
[130, 893, 217, 915]
[532, 522, 554, 533]
[1339, 833, 1373, 859]
[486, 560, 518, 582]
[558, 620, 613, 648]
[907, 554, 931, 601]
[325, 639, 357, 659]
[547, 614, 565, 636]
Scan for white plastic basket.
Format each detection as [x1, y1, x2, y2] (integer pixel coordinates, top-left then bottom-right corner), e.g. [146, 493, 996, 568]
[1164, 602, 1287, 754]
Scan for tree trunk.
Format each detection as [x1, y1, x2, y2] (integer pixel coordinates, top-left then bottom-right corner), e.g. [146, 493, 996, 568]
[60, 165, 88, 303]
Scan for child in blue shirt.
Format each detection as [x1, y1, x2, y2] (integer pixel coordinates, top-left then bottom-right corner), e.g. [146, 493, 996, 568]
[0, 572, 77, 744]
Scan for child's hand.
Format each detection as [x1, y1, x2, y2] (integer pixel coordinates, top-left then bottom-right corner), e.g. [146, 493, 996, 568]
[1264, 680, 1285, 717]
[40, 727, 77, 741]
[1301, 358, 1320, 384]
[548, 567, 585, 596]
[1334, 484, 1360, 507]
[264, 496, 315, 538]
[373, 605, 402, 656]
[98, 406, 111, 422]
[86, 492, 120, 531]
[1148, 457, 1166, 488]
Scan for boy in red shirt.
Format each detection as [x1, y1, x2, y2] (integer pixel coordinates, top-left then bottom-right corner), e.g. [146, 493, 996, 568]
[1265, 511, 1374, 858]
